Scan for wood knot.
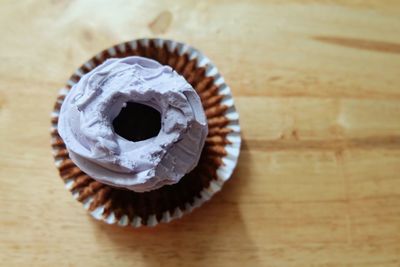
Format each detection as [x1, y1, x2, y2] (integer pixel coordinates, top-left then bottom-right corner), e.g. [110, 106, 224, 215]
[148, 11, 173, 34]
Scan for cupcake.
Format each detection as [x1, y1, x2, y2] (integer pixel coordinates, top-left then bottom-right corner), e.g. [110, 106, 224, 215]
[51, 39, 241, 227]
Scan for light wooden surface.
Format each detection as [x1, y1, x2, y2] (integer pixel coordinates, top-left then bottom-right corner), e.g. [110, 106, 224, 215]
[1, 1, 400, 266]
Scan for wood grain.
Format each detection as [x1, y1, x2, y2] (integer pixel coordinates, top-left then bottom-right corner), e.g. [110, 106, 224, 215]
[1, 0, 400, 266]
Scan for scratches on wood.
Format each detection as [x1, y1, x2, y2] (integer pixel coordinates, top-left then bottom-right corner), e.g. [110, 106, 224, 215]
[242, 135, 400, 152]
[312, 35, 400, 54]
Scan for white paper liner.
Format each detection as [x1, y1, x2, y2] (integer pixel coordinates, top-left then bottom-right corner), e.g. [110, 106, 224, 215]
[51, 38, 241, 227]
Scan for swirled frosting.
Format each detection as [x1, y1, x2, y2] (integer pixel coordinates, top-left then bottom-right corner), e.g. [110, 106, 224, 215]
[58, 56, 208, 192]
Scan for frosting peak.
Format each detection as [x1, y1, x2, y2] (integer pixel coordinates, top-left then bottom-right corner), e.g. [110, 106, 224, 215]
[58, 56, 208, 192]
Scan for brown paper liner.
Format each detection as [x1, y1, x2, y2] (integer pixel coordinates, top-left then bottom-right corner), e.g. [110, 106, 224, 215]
[51, 39, 237, 226]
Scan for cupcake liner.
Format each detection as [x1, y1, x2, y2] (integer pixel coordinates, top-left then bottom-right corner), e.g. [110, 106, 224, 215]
[50, 38, 241, 227]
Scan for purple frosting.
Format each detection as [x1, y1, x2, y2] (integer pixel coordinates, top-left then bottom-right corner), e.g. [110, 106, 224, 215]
[58, 56, 208, 192]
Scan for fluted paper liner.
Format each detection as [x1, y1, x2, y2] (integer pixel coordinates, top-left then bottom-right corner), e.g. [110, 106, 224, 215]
[50, 39, 241, 227]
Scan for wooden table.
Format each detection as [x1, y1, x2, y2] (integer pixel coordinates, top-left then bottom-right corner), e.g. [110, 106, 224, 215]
[1, 1, 399, 266]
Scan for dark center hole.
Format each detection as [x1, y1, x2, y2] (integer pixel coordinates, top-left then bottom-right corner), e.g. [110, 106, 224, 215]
[112, 102, 161, 142]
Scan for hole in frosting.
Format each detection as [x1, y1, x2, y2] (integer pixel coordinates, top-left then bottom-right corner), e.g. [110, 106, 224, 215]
[112, 102, 161, 142]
